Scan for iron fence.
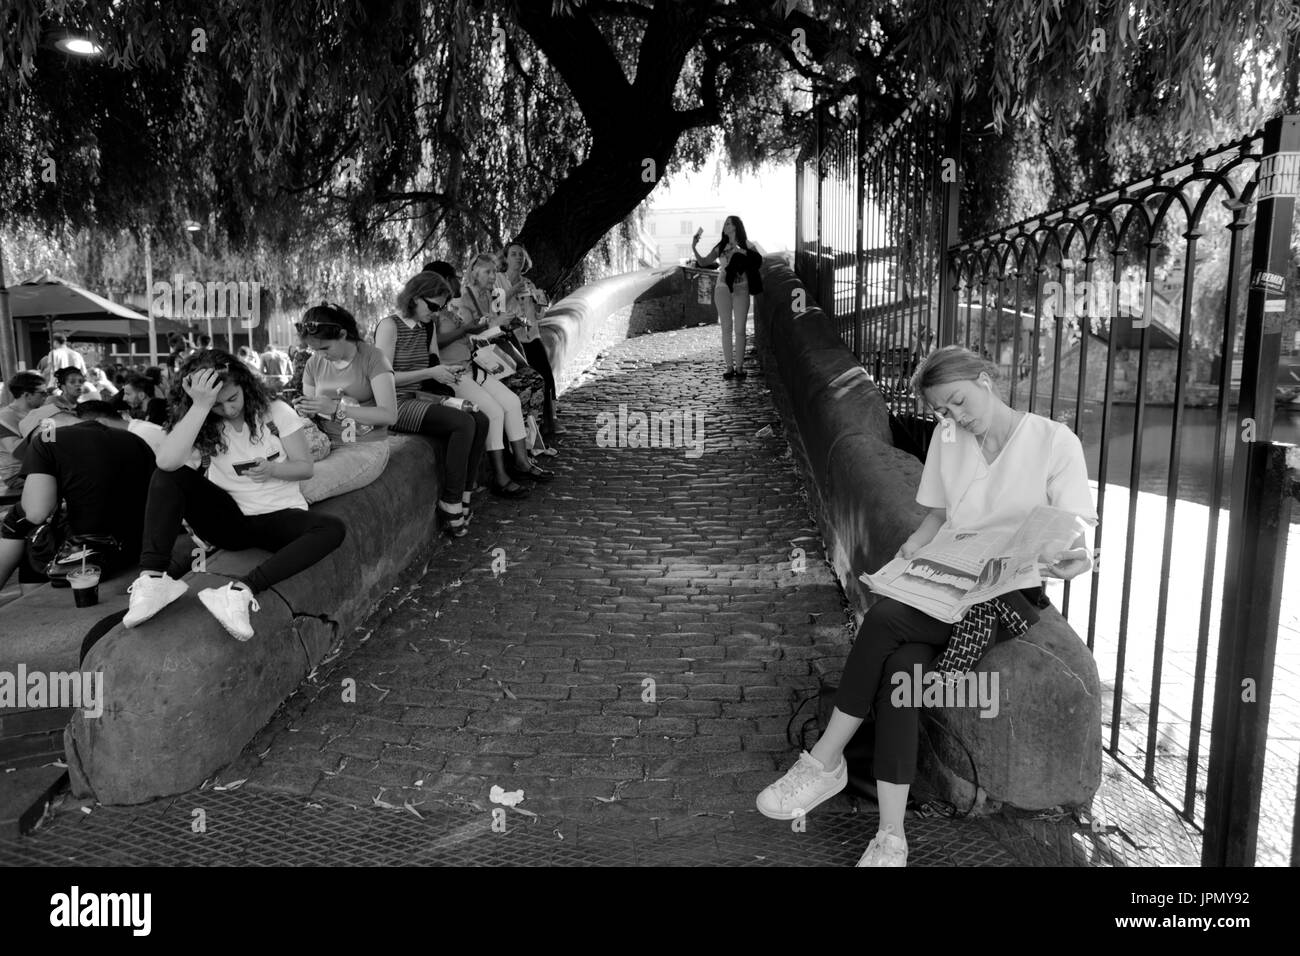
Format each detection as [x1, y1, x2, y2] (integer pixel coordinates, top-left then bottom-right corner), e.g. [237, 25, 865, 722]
[795, 98, 1300, 865]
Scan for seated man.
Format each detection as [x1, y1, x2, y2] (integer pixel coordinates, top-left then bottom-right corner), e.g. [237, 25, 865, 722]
[1, 372, 57, 494]
[0, 401, 156, 595]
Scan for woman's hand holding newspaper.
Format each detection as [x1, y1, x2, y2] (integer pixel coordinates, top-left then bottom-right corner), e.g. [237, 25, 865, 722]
[1039, 547, 1092, 580]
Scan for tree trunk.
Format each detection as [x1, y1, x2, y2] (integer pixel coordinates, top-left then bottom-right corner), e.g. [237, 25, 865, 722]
[514, 132, 678, 295]
[511, 0, 712, 294]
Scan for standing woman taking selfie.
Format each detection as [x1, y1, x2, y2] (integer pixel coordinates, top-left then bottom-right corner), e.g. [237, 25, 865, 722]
[693, 214, 764, 379]
[121, 350, 346, 640]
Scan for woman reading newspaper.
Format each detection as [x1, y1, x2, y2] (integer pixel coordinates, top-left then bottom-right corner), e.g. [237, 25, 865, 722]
[756, 345, 1097, 866]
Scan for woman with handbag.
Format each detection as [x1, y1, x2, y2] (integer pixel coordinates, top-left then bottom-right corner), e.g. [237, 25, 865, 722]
[754, 346, 1098, 866]
[374, 271, 497, 535]
[120, 351, 347, 640]
[455, 253, 550, 457]
[496, 241, 563, 438]
[443, 254, 552, 488]
[692, 214, 764, 379]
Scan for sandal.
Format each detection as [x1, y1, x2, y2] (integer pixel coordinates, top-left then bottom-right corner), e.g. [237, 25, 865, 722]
[510, 461, 554, 482]
[438, 507, 468, 538]
[723, 367, 737, 380]
[491, 480, 530, 499]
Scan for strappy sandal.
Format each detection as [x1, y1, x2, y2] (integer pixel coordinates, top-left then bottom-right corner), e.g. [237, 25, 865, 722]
[510, 461, 554, 482]
[491, 480, 530, 499]
[437, 506, 468, 538]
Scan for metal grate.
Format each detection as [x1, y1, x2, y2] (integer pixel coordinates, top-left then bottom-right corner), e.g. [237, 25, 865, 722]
[0, 749, 1200, 868]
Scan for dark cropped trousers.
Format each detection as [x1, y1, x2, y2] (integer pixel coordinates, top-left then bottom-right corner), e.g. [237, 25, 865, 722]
[139, 466, 346, 595]
[832, 597, 955, 786]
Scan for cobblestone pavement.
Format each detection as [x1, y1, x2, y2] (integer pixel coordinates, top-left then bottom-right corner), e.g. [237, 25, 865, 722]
[1, 323, 1206, 865]
[234, 323, 856, 824]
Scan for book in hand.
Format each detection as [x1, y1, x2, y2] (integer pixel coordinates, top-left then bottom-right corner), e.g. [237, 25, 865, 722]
[859, 506, 1087, 624]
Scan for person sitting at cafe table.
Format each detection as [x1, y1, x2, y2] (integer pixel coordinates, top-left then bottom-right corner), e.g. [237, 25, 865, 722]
[0, 400, 155, 596]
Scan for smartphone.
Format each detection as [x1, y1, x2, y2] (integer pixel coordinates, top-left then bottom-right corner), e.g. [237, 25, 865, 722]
[233, 452, 280, 476]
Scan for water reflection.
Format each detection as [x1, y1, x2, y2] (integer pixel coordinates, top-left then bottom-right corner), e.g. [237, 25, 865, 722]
[1068, 403, 1300, 517]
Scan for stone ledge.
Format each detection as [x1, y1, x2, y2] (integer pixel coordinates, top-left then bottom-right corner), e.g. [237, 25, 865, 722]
[755, 257, 1102, 811]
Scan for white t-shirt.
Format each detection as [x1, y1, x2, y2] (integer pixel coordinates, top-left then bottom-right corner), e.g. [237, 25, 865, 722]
[916, 412, 1098, 539]
[184, 400, 307, 515]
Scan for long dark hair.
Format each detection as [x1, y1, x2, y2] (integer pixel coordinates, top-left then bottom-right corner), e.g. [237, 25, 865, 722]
[165, 348, 274, 459]
[721, 214, 749, 252]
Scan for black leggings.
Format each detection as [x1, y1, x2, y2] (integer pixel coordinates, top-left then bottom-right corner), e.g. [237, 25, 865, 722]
[139, 467, 346, 595]
[400, 404, 490, 502]
[832, 598, 955, 785]
[522, 340, 557, 423]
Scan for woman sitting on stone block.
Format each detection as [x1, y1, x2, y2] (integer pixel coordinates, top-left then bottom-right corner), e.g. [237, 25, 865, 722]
[441, 253, 551, 494]
[755, 345, 1098, 866]
[374, 270, 492, 537]
[122, 350, 347, 640]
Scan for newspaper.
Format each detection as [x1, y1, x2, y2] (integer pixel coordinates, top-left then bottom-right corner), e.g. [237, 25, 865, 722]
[860, 506, 1086, 624]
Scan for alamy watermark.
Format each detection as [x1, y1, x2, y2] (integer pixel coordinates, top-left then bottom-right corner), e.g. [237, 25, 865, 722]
[1041, 263, 1150, 326]
[149, 274, 261, 328]
[594, 404, 705, 459]
[890, 664, 1000, 718]
[0, 665, 103, 718]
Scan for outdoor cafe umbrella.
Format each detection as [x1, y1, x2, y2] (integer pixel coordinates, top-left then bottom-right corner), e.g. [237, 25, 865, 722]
[7, 272, 182, 366]
[6, 272, 149, 322]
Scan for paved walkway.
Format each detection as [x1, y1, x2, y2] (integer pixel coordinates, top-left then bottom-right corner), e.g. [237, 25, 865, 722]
[0, 323, 1206, 865]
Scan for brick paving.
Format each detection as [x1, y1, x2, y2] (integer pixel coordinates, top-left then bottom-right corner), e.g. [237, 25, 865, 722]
[1, 322, 1213, 866]
[231, 322, 855, 824]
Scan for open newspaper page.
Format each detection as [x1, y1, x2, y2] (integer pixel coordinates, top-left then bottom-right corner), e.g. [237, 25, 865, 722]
[859, 506, 1085, 623]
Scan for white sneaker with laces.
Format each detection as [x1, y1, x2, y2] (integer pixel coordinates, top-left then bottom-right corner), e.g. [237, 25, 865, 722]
[856, 825, 908, 867]
[755, 751, 847, 820]
[123, 574, 189, 628]
[198, 583, 260, 641]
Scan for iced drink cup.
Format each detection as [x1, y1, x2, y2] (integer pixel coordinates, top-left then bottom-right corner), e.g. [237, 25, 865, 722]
[69, 565, 101, 608]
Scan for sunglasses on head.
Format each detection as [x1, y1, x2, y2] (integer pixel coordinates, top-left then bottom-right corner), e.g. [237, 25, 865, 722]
[296, 320, 342, 336]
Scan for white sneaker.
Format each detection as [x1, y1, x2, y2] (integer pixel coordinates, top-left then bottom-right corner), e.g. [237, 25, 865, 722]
[198, 583, 260, 641]
[755, 751, 847, 820]
[123, 574, 189, 628]
[856, 825, 908, 867]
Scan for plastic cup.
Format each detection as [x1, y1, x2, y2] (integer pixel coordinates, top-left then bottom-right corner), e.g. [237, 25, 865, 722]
[68, 565, 101, 608]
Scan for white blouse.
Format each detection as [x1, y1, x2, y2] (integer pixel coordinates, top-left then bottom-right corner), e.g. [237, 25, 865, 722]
[916, 411, 1098, 540]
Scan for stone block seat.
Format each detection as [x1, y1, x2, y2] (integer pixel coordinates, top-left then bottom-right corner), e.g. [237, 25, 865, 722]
[755, 257, 1102, 811]
[0, 265, 701, 807]
[51, 433, 443, 805]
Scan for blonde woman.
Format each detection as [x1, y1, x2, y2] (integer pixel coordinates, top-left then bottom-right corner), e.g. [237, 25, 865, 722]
[441, 253, 550, 492]
[755, 346, 1097, 866]
[496, 241, 562, 436]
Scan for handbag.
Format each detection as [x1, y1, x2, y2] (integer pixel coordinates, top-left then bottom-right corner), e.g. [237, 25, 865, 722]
[25, 504, 122, 583]
[471, 339, 518, 381]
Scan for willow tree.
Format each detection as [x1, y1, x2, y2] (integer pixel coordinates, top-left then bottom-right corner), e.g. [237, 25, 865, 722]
[2, 0, 1296, 296]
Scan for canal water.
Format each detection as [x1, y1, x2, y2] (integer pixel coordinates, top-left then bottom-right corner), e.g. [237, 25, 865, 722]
[1075, 404, 1300, 520]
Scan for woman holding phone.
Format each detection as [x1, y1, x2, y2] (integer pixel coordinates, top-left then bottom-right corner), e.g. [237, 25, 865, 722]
[693, 215, 764, 379]
[374, 271, 493, 535]
[121, 350, 346, 640]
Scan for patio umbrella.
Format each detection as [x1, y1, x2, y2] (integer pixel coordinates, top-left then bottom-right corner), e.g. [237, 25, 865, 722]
[52, 315, 191, 338]
[7, 272, 149, 321]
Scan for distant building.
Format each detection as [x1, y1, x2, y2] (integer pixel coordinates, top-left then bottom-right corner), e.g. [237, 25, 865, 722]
[607, 218, 660, 273]
[645, 204, 729, 266]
